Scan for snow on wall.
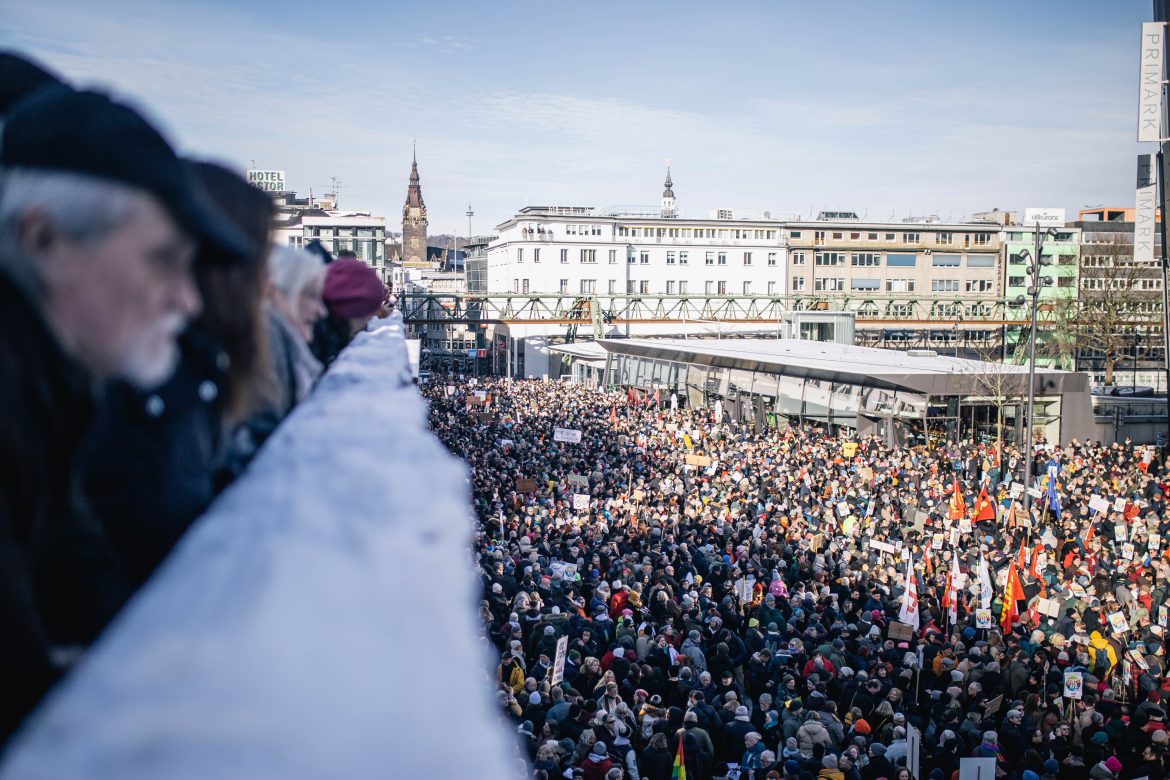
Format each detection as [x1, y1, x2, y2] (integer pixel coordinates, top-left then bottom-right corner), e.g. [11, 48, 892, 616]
[0, 318, 516, 780]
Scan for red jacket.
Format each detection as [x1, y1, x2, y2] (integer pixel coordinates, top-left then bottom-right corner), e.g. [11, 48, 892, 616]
[581, 755, 615, 780]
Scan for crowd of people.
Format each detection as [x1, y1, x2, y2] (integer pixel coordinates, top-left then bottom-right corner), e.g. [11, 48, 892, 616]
[425, 377, 1170, 780]
[0, 51, 392, 742]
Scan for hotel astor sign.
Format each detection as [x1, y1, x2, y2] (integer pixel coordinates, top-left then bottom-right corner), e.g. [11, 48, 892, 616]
[247, 169, 286, 193]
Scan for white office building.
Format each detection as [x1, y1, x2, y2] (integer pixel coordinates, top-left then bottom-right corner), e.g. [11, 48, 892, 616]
[478, 171, 789, 377]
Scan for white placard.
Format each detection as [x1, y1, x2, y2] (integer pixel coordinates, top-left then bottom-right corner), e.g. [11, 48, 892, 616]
[572, 493, 590, 511]
[1063, 670, 1083, 700]
[1108, 611, 1130, 635]
[1089, 495, 1111, 514]
[550, 635, 569, 685]
[1115, 497, 1129, 513]
[960, 757, 998, 780]
[553, 427, 582, 444]
[1010, 483, 1024, 499]
[869, 539, 899, 555]
[567, 473, 589, 488]
[1116, 525, 1128, 542]
[975, 609, 993, 629]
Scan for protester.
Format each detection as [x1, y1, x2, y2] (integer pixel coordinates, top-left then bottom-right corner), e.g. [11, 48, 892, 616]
[229, 246, 325, 461]
[0, 87, 248, 741]
[311, 257, 385, 366]
[424, 377, 1170, 780]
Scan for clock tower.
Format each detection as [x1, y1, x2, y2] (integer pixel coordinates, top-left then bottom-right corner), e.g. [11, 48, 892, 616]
[401, 145, 428, 264]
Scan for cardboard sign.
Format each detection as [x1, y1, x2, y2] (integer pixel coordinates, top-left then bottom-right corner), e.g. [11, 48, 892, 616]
[869, 539, 899, 556]
[1036, 598, 1060, 618]
[550, 635, 569, 686]
[959, 758, 997, 780]
[466, 396, 487, 407]
[516, 478, 538, 494]
[888, 621, 915, 641]
[478, 412, 492, 424]
[1089, 495, 1111, 514]
[632, 489, 645, 502]
[685, 454, 712, 467]
[1114, 497, 1128, 513]
[1107, 611, 1129, 635]
[572, 493, 590, 511]
[1027, 487, 1042, 500]
[1010, 483, 1024, 499]
[982, 694, 1004, 718]
[665, 423, 678, 432]
[553, 427, 582, 444]
[975, 609, 993, 629]
[567, 473, 589, 488]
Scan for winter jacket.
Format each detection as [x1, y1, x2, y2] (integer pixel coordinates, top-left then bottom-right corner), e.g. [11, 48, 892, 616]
[796, 719, 832, 756]
[0, 270, 132, 743]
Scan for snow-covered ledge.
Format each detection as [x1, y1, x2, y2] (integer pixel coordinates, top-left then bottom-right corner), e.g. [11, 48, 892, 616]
[1, 320, 514, 780]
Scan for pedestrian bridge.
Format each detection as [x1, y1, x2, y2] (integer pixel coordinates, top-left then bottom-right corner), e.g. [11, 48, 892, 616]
[0, 318, 515, 780]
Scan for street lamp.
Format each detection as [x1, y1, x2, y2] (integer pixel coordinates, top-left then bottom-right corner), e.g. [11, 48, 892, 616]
[1013, 226, 1056, 516]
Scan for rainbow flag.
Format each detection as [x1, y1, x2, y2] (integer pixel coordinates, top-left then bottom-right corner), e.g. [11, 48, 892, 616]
[672, 735, 686, 780]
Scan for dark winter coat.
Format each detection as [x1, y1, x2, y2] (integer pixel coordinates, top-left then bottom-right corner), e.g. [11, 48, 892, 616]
[0, 271, 131, 743]
[82, 329, 227, 586]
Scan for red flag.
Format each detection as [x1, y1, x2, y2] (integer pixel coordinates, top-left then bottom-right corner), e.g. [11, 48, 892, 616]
[653, 388, 661, 407]
[973, 484, 996, 523]
[626, 387, 635, 406]
[1005, 500, 1017, 528]
[1015, 539, 1028, 572]
[610, 403, 617, 424]
[1028, 543, 1044, 579]
[948, 478, 966, 520]
[1000, 560, 1025, 632]
[1083, 521, 1095, 548]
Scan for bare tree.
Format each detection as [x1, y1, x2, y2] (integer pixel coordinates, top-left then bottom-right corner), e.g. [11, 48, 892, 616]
[957, 345, 1028, 460]
[1048, 235, 1162, 387]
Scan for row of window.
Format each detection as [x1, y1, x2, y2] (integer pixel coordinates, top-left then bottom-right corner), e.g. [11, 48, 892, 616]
[515, 279, 785, 295]
[617, 226, 779, 240]
[515, 248, 780, 266]
[1006, 276, 1077, 288]
[790, 230, 994, 246]
[792, 251, 997, 269]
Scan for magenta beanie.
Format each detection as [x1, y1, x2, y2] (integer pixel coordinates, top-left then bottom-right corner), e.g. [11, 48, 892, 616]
[322, 259, 384, 318]
[1104, 756, 1123, 774]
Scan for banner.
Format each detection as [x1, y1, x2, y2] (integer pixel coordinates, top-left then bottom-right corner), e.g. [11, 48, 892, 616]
[1139, 22, 1167, 142]
[553, 427, 582, 444]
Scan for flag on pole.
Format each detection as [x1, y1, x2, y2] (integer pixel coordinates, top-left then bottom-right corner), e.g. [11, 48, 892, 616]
[1000, 560, 1025, 632]
[1028, 543, 1044, 580]
[1082, 520, 1095, 548]
[899, 555, 920, 630]
[1005, 500, 1017, 528]
[948, 478, 965, 520]
[610, 403, 617, 424]
[1046, 470, 1062, 521]
[653, 388, 661, 407]
[977, 553, 993, 610]
[672, 734, 687, 780]
[973, 484, 996, 523]
[943, 554, 961, 625]
[1015, 539, 1028, 572]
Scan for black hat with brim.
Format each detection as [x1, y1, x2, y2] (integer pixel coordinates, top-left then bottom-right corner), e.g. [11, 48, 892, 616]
[1, 88, 251, 265]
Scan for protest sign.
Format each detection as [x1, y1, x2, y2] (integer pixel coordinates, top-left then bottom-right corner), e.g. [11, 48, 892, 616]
[572, 494, 590, 511]
[1010, 483, 1024, 499]
[1115, 524, 1128, 542]
[567, 473, 589, 488]
[1089, 495, 1111, 514]
[682, 434, 694, 450]
[553, 427, 582, 444]
[550, 635, 568, 685]
[981, 694, 1004, 718]
[632, 489, 645, 502]
[445, 385, 456, 397]
[1160, 605, 1168, 627]
[685, 454, 712, 467]
[515, 478, 538, 494]
[1107, 611, 1129, 635]
[1062, 670, 1083, 700]
[888, 621, 914, 641]
[869, 539, 899, 556]
[975, 609, 993, 629]
[1114, 497, 1128, 513]
[959, 758, 997, 780]
[1121, 543, 1135, 560]
[665, 423, 678, 432]
[1035, 598, 1060, 618]
[837, 501, 851, 517]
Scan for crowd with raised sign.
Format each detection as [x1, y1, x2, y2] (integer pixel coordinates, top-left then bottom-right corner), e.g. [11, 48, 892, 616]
[425, 377, 1170, 780]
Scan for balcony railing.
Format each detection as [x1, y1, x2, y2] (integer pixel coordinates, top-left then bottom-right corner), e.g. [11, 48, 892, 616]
[0, 319, 513, 779]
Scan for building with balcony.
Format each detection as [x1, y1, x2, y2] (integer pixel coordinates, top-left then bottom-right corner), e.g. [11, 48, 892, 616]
[782, 215, 1005, 353]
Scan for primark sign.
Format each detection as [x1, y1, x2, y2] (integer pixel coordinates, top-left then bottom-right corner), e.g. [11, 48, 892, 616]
[247, 169, 286, 193]
[1139, 22, 1165, 142]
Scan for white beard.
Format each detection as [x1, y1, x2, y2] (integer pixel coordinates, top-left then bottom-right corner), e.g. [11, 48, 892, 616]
[117, 313, 187, 389]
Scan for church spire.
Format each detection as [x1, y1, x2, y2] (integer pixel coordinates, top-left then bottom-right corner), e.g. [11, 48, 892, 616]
[660, 161, 677, 219]
[406, 144, 424, 206]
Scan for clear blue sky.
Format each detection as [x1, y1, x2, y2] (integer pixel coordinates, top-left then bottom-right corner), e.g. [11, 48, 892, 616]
[0, 0, 1156, 234]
